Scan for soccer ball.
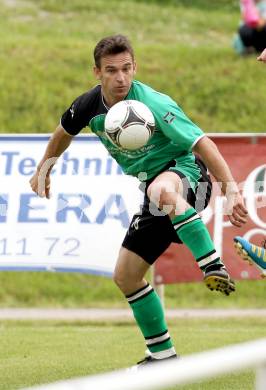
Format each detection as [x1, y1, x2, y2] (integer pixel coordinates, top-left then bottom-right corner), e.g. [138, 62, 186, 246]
[104, 100, 155, 150]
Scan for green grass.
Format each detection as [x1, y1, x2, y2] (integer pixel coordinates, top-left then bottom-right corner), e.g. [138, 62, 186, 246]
[1, 0, 266, 133]
[1, 318, 265, 390]
[0, 272, 265, 308]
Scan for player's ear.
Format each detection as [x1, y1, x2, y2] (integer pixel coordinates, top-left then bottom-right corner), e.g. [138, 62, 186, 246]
[93, 66, 101, 80]
[133, 61, 137, 75]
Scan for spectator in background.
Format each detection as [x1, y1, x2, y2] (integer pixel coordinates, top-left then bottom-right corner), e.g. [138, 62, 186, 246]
[233, 0, 266, 55]
[257, 47, 266, 59]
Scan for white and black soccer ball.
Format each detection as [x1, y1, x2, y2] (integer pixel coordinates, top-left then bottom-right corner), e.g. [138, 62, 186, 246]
[104, 100, 155, 150]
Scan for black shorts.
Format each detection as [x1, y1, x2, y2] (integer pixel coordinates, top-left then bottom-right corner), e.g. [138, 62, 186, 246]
[122, 157, 212, 265]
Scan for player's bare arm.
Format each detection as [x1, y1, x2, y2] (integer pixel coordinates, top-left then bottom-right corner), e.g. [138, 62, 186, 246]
[29, 124, 73, 199]
[193, 136, 248, 227]
[257, 48, 266, 62]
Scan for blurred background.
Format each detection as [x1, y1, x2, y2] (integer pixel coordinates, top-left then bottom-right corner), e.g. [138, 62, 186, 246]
[1, 0, 266, 135]
[1, 2, 266, 389]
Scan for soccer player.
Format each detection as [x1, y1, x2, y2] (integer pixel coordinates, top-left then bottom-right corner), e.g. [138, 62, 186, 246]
[30, 35, 248, 366]
[258, 47, 266, 60]
[233, 49, 266, 278]
[234, 236, 266, 277]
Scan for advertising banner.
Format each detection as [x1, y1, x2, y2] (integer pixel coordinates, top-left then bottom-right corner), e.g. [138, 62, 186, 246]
[0, 134, 265, 282]
[0, 135, 141, 276]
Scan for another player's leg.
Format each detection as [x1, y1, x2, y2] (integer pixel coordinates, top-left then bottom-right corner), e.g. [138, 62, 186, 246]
[113, 247, 178, 367]
[234, 236, 266, 278]
[147, 171, 235, 296]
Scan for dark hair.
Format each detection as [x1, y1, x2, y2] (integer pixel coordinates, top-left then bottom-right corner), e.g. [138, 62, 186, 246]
[94, 34, 134, 68]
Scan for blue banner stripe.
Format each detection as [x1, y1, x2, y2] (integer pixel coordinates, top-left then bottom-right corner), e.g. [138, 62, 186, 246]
[0, 265, 113, 276]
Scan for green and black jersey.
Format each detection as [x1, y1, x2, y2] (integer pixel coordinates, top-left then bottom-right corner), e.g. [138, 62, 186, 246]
[61, 80, 205, 187]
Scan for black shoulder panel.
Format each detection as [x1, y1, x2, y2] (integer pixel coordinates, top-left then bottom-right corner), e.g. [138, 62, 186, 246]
[60, 85, 107, 135]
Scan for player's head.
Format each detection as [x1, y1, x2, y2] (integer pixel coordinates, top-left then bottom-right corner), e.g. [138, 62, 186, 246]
[94, 35, 134, 68]
[93, 35, 136, 106]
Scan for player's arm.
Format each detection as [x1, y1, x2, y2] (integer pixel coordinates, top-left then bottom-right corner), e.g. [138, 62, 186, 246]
[193, 136, 248, 227]
[30, 124, 73, 199]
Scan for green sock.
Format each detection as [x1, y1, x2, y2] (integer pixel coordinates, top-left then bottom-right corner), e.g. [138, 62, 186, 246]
[172, 208, 223, 272]
[126, 284, 176, 359]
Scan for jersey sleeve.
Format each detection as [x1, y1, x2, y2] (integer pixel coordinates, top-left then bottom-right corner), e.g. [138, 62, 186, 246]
[153, 97, 205, 151]
[60, 93, 91, 136]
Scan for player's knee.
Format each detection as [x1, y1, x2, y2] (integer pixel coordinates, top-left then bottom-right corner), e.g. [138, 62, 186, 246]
[113, 268, 129, 292]
[113, 267, 142, 295]
[147, 181, 175, 204]
[147, 180, 181, 215]
[113, 269, 123, 288]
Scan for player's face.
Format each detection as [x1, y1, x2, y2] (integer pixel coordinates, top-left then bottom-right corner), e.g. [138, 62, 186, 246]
[94, 52, 136, 107]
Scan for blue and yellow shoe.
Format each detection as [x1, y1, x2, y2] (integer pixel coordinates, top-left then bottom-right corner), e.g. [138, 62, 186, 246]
[234, 236, 266, 278]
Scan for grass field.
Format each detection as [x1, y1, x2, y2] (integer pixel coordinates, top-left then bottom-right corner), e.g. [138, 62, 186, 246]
[1, 317, 266, 390]
[0, 272, 265, 309]
[1, 0, 266, 133]
[0, 271, 266, 309]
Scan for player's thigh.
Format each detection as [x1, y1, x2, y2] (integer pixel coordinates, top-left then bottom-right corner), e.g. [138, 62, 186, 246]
[121, 209, 175, 265]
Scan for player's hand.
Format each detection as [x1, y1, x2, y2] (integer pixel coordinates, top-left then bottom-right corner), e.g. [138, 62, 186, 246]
[224, 192, 248, 227]
[29, 170, 51, 199]
[257, 48, 266, 62]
